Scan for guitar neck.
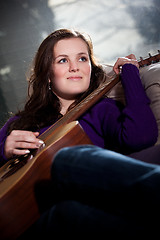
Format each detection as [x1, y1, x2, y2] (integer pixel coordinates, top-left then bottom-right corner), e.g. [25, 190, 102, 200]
[138, 51, 160, 67]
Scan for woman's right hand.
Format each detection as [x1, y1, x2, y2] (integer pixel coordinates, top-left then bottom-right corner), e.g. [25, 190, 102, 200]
[4, 130, 44, 159]
[113, 54, 139, 75]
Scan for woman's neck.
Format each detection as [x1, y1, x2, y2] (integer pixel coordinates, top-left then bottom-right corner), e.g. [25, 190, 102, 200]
[60, 98, 75, 115]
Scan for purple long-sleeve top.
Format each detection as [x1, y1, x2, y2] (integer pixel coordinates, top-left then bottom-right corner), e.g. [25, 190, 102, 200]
[0, 64, 158, 165]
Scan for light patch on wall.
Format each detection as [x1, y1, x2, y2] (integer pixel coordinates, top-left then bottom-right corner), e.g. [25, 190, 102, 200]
[41, 31, 49, 40]
[0, 66, 11, 76]
[48, 0, 75, 7]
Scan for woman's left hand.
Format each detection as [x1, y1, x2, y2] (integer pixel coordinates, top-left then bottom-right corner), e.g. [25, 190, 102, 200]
[113, 54, 139, 75]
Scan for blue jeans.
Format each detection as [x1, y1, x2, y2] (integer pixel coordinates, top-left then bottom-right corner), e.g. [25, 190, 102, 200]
[25, 145, 160, 238]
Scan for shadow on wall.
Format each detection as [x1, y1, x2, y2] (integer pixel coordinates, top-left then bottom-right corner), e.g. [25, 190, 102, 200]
[0, 0, 55, 128]
[126, 0, 160, 48]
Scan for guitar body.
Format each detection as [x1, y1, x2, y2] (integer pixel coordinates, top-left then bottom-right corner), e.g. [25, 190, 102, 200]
[0, 121, 93, 239]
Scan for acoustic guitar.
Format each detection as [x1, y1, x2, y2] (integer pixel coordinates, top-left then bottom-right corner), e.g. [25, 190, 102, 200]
[0, 52, 160, 239]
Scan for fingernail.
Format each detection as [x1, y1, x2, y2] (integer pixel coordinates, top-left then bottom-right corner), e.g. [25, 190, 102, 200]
[37, 140, 45, 148]
[25, 150, 30, 154]
[28, 155, 33, 161]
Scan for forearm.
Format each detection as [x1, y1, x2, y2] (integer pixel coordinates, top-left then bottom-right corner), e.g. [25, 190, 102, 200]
[121, 64, 149, 105]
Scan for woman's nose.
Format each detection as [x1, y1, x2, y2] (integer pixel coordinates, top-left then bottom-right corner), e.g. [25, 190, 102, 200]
[69, 61, 79, 72]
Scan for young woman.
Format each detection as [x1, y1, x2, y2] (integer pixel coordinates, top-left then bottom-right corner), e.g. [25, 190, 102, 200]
[0, 28, 158, 166]
[1, 29, 160, 238]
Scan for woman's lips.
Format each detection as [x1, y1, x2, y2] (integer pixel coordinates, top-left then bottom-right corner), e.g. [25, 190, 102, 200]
[67, 76, 82, 81]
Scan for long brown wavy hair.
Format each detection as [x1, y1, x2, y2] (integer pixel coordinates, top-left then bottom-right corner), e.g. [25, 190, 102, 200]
[7, 29, 107, 134]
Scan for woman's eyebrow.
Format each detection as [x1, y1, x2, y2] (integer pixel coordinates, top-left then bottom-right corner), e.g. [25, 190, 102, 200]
[77, 52, 88, 56]
[54, 54, 68, 59]
[54, 52, 88, 60]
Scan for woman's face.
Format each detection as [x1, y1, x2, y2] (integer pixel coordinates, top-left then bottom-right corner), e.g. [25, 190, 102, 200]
[51, 37, 91, 101]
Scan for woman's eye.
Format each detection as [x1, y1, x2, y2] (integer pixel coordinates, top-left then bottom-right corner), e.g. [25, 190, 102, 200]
[59, 58, 67, 63]
[79, 56, 87, 62]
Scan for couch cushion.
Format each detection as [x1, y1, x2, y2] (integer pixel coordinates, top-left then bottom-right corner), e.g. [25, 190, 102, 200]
[140, 62, 160, 144]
